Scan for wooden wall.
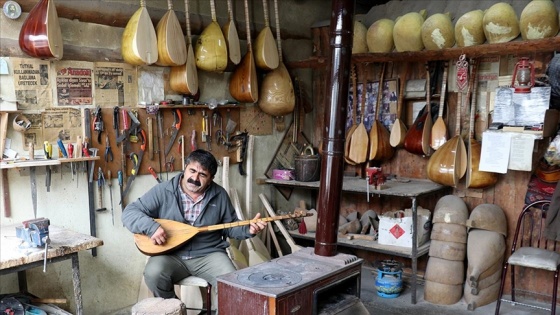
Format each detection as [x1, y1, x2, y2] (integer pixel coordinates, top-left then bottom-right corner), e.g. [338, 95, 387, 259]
[311, 25, 558, 302]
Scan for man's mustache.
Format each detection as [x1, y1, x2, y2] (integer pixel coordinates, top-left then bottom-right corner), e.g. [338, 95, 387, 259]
[187, 178, 201, 186]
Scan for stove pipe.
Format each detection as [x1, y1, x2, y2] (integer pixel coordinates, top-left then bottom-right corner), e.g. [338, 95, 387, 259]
[314, 0, 355, 257]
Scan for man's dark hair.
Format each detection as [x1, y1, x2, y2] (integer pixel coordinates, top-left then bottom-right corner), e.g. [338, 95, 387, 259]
[185, 149, 218, 176]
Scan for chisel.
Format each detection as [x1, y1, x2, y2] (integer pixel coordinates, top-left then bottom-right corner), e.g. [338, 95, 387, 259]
[96, 167, 106, 212]
[107, 170, 114, 226]
[44, 141, 52, 192]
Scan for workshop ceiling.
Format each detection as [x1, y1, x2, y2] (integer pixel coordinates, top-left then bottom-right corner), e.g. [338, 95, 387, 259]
[355, 0, 391, 14]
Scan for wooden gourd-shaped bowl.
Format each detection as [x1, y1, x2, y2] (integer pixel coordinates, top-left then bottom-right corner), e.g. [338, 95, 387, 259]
[259, 0, 295, 115]
[254, 0, 279, 70]
[229, 0, 258, 103]
[169, 0, 198, 95]
[19, 0, 63, 60]
[121, 0, 158, 65]
[155, 0, 187, 66]
[195, 0, 228, 72]
[222, 0, 241, 65]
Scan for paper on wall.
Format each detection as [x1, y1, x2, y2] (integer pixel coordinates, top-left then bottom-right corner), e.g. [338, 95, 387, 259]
[480, 131, 512, 174]
[508, 134, 537, 171]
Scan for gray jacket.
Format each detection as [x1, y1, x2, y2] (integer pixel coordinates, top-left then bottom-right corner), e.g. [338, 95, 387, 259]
[122, 173, 253, 258]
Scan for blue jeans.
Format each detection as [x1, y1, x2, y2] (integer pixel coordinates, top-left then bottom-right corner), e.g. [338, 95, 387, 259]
[144, 251, 236, 299]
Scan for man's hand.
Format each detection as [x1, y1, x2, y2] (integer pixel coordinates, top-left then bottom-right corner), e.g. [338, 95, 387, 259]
[150, 226, 167, 245]
[249, 213, 266, 235]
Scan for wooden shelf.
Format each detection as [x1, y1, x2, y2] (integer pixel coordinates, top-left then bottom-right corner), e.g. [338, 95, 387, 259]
[265, 176, 447, 198]
[289, 230, 431, 259]
[288, 37, 560, 68]
[353, 37, 560, 63]
[1, 156, 99, 169]
[0, 159, 60, 169]
[137, 104, 241, 110]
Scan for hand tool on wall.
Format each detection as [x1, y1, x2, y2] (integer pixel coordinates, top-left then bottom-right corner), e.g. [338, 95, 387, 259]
[93, 106, 104, 144]
[165, 156, 175, 174]
[224, 109, 237, 149]
[2, 169, 11, 217]
[68, 143, 74, 181]
[113, 106, 120, 145]
[214, 111, 225, 146]
[201, 110, 208, 143]
[84, 108, 98, 256]
[207, 112, 212, 151]
[190, 130, 197, 151]
[76, 136, 83, 158]
[96, 167, 106, 212]
[230, 132, 248, 175]
[147, 117, 154, 160]
[57, 138, 68, 158]
[129, 109, 139, 143]
[121, 129, 146, 204]
[107, 169, 114, 225]
[179, 135, 185, 170]
[117, 170, 124, 210]
[164, 109, 181, 157]
[148, 166, 162, 183]
[157, 110, 165, 177]
[43, 141, 52, 192]
[29, 145, 37, 219]
[105, 134, 113, 162]
[117, 108, 130, 144]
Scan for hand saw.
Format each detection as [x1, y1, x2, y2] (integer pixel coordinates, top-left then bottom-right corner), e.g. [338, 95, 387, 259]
[164, 109, 181, 157]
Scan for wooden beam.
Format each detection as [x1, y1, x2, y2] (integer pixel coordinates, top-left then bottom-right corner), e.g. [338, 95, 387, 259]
[352, 37, 560, 63]
[0, 0, 306, 40]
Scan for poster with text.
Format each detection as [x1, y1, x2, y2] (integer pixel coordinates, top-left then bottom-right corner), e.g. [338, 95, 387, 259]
[94, 62, 137, 107]
[54, 61, 94, 106]
[10, 57, 52, 110]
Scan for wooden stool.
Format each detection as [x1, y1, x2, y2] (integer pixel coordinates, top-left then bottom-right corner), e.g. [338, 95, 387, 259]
[176, 276, 212, 314]
[132, 297, 186, 315]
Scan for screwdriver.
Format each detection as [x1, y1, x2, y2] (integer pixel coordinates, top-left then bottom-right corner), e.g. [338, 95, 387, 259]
[44, 142, 52, 192]
[68, 143, 74, 181]
[118, 170, 124, 211]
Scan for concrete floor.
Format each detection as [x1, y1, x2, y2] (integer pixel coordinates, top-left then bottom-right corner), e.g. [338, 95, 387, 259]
[111, 264, 554, 315]
[360, 265, 553, 315]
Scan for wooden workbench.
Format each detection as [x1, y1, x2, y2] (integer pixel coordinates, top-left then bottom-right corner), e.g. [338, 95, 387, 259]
[0, 224, 103, 315]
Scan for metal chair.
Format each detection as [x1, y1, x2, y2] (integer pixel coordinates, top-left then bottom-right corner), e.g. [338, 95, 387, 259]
[495, 200, 560, 314]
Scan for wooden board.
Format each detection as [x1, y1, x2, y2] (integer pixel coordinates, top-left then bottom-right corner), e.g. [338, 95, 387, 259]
[240, 104, 272, 135]
[87, 105, 241, 181]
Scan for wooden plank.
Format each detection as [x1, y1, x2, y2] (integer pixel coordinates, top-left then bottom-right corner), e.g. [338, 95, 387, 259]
[1, 169, 10, 217]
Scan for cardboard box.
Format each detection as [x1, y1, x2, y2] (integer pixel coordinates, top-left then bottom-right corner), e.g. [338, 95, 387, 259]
[378, 207, 432, 248]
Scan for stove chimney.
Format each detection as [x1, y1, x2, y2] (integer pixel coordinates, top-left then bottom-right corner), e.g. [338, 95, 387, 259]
[314, 0, 355, 257]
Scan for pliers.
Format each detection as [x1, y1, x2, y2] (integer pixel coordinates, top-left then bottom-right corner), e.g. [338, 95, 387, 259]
[105, 134, 113, 162]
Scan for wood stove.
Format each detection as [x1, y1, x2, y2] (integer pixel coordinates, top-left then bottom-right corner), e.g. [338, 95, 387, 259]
[217, 248, 364, 315]
[218, 0, 364, 313]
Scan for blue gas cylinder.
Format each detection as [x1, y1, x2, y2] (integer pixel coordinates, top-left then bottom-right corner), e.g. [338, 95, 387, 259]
[374, 260, 404, 298]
